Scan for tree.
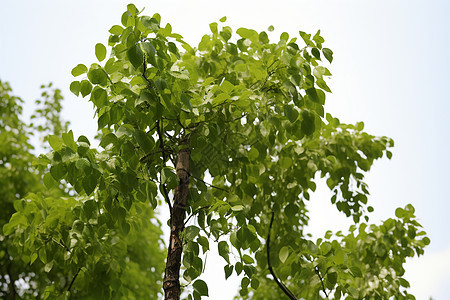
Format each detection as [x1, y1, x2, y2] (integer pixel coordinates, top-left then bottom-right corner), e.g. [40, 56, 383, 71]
[4, 4, 429, 299]
[0, 81, 71, 299]
[1, 82, 165, 299]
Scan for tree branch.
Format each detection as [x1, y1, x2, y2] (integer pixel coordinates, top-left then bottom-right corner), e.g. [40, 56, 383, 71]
[267, 212, 299, 300]
[156, 119, 172, 213]
[67, 267, 81, 292]
[191, 175, 229, 194]
[315, 267, 329, 298]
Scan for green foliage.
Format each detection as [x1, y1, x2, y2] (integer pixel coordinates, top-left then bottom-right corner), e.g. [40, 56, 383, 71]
[1, 80, 165, 299]
[3, 3, 428, 299]
[0, 80, 69, 298]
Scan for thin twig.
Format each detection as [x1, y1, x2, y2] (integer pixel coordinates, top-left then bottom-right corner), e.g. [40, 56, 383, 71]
[156, 120, 172, 213]
[184, 206, 210, 226]
[52, 238, 71, 253]
[67, 267, 81, 292]
[315, 267, 329, 298]
[191, 175, 229, 193]
[267, 212, 299, 300]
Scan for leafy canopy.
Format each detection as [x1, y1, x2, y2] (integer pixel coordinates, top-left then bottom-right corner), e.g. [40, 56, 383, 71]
[4, 3, 428, 300]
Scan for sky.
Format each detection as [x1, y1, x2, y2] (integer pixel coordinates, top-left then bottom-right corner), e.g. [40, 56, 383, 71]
[1, 0, 450, 298]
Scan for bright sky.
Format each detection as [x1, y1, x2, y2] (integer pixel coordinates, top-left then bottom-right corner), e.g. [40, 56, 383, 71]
[1, 0, 449, 298]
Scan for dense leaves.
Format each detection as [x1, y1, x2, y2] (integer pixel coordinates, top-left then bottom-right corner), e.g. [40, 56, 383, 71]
[4, 3, 428, 299]
[1, 81, 165, 299]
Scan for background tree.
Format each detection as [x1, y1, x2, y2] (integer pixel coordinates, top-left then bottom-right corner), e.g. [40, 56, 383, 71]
[1, 80, 166, 299]
[4, 4, 429, 300]
[0, 81, 69, 298]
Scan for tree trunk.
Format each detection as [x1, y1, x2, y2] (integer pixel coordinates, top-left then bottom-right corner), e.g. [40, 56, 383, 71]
[163, 148, 190, 300]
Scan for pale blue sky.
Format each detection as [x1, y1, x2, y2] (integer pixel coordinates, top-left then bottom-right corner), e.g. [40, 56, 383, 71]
[1, 0, 449, 298]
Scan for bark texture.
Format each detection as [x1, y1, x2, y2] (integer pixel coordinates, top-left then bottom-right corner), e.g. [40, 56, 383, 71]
[163, 148, 190, 300]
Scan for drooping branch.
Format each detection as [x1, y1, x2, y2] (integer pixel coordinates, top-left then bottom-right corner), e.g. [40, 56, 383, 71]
[315, 267, 329, 298]
[191, 175, 229, 193]
[267, 212, 299, 300]
[156, 119, 172, 213]
[67, 267, 81, 292]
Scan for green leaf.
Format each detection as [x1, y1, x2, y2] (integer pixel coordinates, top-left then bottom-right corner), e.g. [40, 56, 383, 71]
[320, 242, 332, 255]
[218, 241, 230, 263]
[311, 48, 321, 60]
[70, 81, 80, 96]
[301, 110, 315, 136]
[43, 172, 57, 189]
[75, 158, 91, 172]
[127, 3, 138, 16]
[259, 31, 269, 44]
[91, 87, 108, 107]
[334, 249, 345, 265]
[251, 278, 260, 289]
[127, 43, 144, 69]
[145, 181, 157, 208]
[161, 167, 178, 190]
[212, 92, 229, 105]
[279, 246, 290, 263]
[224, 265, 233, 279]
[62, 130, 77, 150]
[95, 43, 107, 62]
[71, 64, 88, 77]
[280, 156, 293, 169]
[248, 148, 259, 161]
[284, 105, 298, 123]
[141, 16, 159, 31]
[142, 42, 156, 57]
[197, 236, 209, 253]
[398, 278, 410, 288]
[306, 88, 319, 103]
[219, 16, 227, 22]
[87, 68, 108, 86]
[80, 80, 92, 97]
[323, 48, 333, 63]
[50, 163, 66, 180]
[48, 135, 63, 151]
[193, 279, 208, 296]
[395, 207, 405, 218]
[184, 226, 200, 241]
[100, 133, 118, 149]
[327, 272, 337, 285]
[82, 173, 97, 195]
[242, 254, 254, 264]
[134, 129, 154, 153]
[236, 28, 258, 41]
[350, 266, 362, 277]
[180, 93, 192, 110]
[209, 22, 218, 34]
[116, 124, 134, 138]
[109, 25, 124, 35]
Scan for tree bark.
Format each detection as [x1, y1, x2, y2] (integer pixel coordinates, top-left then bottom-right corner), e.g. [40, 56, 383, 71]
[163, 148, 190, 300]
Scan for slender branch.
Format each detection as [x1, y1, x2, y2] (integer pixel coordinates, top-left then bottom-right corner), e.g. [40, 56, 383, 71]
[315, 267, 329, 298]
[267, 212, 299, 300]
[67, 267, 81, 292]
[191, 175, 229, 193]
[52, 238, 71, 253]
[184, 206, 210, 226]
[156, 119, 172, 212]
[139, 148, 172, 163]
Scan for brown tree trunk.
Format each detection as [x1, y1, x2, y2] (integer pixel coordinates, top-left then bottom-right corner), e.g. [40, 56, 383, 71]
[163, 148, 190, 300]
